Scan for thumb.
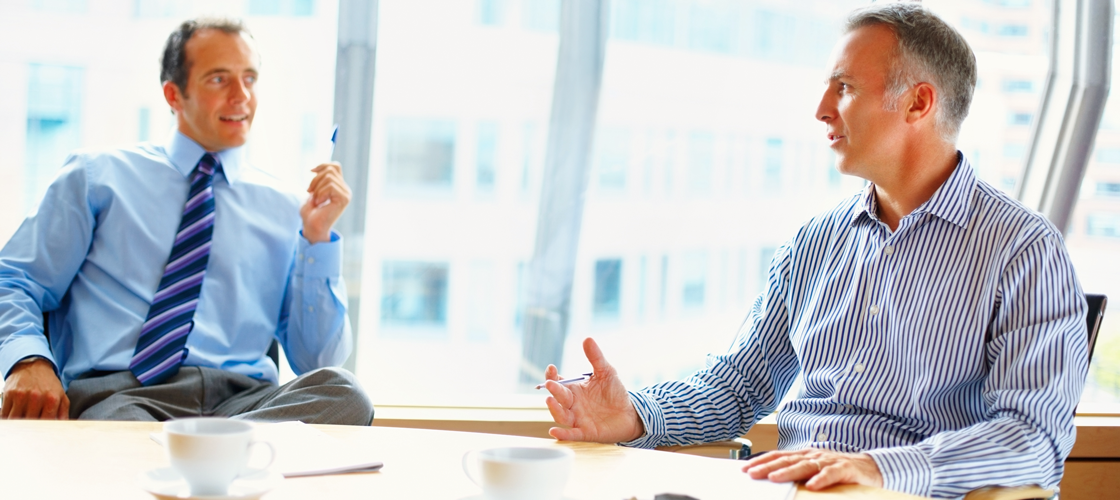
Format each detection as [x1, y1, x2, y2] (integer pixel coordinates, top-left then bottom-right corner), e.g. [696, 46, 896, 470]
[582, 337, 613, 375]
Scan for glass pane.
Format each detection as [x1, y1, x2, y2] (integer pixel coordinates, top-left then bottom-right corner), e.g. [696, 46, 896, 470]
[575, 0, 1052, 392]
[1067, 0, 1120, 415]
[0, 1, 340, 385]
[355, 0, 560, 404]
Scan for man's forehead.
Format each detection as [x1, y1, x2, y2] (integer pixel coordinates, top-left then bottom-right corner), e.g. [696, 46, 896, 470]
[186, 29, 259, 66]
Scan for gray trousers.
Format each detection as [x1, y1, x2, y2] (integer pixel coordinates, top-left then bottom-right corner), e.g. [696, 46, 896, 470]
[66, 366, 374, 425]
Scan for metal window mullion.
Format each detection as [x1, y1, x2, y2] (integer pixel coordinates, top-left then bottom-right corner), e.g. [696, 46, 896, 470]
[1018, 0, 1113, 234]
[519, 0, 610, 386]
[332, 0, 378, 371]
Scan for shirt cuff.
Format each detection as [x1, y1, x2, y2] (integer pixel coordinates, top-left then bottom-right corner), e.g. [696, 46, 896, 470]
[618, 390, 669, 449]
[0, 335, 56, 379]
[297, 230, 343, 279]
[865, 445, 933, 497]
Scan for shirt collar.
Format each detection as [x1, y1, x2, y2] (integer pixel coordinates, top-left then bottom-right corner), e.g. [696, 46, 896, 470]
[849, 151, 975, 229]
[166, 130, 245, 185]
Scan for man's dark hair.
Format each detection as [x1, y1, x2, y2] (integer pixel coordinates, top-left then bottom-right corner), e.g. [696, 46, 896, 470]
[160, 17, 250, 97]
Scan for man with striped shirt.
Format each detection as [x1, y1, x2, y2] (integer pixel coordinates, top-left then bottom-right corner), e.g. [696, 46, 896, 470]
[0, 19, 373, 424]
[542, 4, 1087, 498]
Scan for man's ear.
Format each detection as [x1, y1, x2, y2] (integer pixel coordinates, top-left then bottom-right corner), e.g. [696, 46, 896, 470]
[163, 81, 184, 114]
[905, 82, 936, 125]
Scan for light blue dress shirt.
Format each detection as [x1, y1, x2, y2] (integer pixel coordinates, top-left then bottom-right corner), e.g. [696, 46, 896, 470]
[623, 154, 1087, 499]
[0, 131, 351, 388]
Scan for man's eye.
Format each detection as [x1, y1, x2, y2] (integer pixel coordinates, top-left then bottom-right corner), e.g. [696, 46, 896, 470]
[244, 75, 257, 85]
[211, 76, 224, 84]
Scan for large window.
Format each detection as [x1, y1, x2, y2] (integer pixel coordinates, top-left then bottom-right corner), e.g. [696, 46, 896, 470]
[1065, 0, 1120, 414]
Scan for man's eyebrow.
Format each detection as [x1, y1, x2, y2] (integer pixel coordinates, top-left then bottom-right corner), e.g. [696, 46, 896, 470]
[827, 70, 851, 83]
[198, 67, 258, 78]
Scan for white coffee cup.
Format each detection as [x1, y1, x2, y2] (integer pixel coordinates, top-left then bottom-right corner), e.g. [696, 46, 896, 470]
[164, 417, 275, 497]
[462, 446, 574, 500]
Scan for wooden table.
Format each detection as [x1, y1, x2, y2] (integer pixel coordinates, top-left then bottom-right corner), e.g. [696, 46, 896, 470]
[0, 420, 924, 500]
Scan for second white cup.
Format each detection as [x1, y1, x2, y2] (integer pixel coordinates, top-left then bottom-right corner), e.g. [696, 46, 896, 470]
[164, 417, 275, 497]
[462, 446, 574, 500]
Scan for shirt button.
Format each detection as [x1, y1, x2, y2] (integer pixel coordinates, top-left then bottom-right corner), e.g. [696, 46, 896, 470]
[884, 246, 894, 256]
[308, 306, 314, 312]
[817, 432, 828, 441]
[844, 404, 854, 410]
[854, 363, 865, 374]
[307, 257, 315, 264]
[868, 304, 880, 316]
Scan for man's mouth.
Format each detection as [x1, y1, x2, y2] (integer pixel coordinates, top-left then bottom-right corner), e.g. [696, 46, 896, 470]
[220, 114, 249, 123]
[828, 133, 845, 143]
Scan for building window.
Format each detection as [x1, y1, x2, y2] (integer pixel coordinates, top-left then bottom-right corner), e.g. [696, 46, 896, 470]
[611, 0, 676, 46]
[593, 259, 622, 318]
[247, 0, 314, 16]
[26, 64, 83, 211]
[138, 107, 151, 142]
[476, 122, 498, 190]
[381, 261, 449, 327]
[1003, 79, 1036, 93]
[31, 0, 87, 13]
[1008, 112, 1033, 126]
[521, 0, 560, 32]
[997, 24, 1029, 37]
[595, 127, 630, 190]
[1003, 143, 1027, 160]
[386, 118, 456, 188]
[477, 0, 504, 26]
[687, 131, 714, 193]
[1096, 182, 1120, 198]
[686, 1, 736, 54]
[758, 246, 776, 292]
[1097, 148, 1120, 163]
[1086, 214, 1120, 238]
[765, 138, 783, 187]
[681, 251, 707, 309]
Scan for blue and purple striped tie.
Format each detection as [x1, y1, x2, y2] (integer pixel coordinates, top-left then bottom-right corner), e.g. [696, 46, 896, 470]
[130, 153, 218, 386]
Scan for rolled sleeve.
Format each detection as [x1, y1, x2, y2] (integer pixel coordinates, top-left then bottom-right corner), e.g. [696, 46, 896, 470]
[619, 390, 669, 448]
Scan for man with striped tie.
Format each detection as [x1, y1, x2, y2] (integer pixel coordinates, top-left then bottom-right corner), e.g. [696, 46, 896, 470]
[541, 4, 1087, 499]
[0, 18, 373, 425]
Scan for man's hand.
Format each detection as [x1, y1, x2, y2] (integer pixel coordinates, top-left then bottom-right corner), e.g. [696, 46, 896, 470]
[1, 358, 69, 420]
[300, 162, 351, 244]
[543, 337, 645, 444]
[743, 448, 883, 491]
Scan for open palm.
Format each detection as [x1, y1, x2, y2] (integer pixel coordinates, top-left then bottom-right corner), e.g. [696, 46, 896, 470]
[544, 338, 645, 444]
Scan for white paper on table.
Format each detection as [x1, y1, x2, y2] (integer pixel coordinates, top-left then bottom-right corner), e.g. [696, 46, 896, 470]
[588, 450, 797, 500]
[151, 420, 383, 478]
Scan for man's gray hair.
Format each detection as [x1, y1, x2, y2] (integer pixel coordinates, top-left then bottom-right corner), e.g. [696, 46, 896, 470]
[846, 2, 977, 141]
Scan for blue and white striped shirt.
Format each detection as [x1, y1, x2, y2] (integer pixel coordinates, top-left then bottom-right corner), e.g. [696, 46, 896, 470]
[624, 154, 1088, 499]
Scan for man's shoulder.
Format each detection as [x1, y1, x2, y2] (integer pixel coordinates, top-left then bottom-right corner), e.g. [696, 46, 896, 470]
[55, 142, 174, 182]
[792, 191, 867, 241]
[970, 178, 1063, 245]
[234, 163, 304, 205]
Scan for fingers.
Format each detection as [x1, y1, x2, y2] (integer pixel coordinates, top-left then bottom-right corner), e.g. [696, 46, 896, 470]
[582, 337, 613, 375]
[548, 426, 585, 442]
[545, 364, 559, 381]
[0, 390, 11, 418]
[59, 394, 71, 420]
[544, 395, 572, 428]
[544, 379, 575, 412]
[24, 393, 44, 420]
[5, 393, 26, 419]
[743, 450, 818, 481]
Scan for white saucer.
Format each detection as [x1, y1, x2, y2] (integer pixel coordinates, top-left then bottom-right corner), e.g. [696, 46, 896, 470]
[139, 467, 281, 500]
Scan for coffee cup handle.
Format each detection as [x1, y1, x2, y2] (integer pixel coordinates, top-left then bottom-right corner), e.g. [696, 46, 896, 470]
[462, 450, 480, 486]
[241, 440, 276, 475]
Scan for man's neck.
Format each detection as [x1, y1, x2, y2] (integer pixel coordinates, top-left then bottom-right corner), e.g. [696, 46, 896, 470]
[873, 144, 959, 232]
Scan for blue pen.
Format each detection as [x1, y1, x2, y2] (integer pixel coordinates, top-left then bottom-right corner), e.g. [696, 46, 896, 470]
[329, 124, 339, 160]
[535, 372, 594, 390]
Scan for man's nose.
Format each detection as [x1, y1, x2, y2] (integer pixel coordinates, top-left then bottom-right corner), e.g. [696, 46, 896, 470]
[229, 77, 251, 103]
[815, 88, 835, 123]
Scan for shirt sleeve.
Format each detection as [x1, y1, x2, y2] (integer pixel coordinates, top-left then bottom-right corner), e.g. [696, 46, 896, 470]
[274, 231, 352, 374]
[0, 155, 95, 378]
[865, 233, 1087, 498]
[622, 243, 802, 448]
